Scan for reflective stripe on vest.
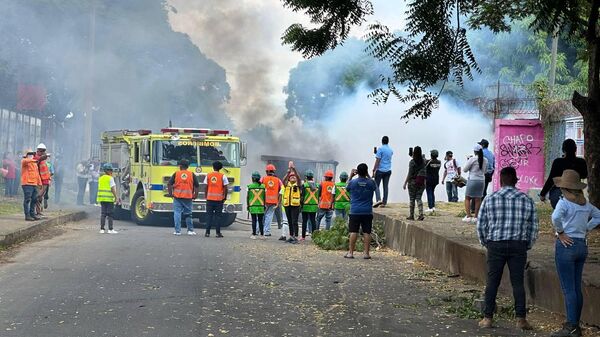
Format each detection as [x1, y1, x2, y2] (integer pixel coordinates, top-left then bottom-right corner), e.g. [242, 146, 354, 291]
[262, 176, 280, 204]
[303, 183, 318, 205]
[173, 170, 195, 199]
[96, 174, 115, 202]
[283, 182, 301, 207]
[39, 161, 51, 180]
[20, 159, 41, 186]
[206, 171, 224, 201]
[335, 183, 350, 202]
[248, 187, 265, 207]
[319, 181, 335, 209]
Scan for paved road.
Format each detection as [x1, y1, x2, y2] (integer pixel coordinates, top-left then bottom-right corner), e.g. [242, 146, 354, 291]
[0, 217, 541, 337]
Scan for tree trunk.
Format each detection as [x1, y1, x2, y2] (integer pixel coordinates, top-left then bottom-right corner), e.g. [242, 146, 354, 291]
[572, 1, 600, 206]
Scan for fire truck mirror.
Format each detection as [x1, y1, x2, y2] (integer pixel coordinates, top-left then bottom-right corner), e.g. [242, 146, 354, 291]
[240, 142, 247, 166]
[142, 139, 151, 163]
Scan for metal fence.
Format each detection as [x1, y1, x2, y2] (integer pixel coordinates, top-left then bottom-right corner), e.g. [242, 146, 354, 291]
[0, 109, 42, 156]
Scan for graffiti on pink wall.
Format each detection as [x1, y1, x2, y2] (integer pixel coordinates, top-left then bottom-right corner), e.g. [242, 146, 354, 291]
[493, 119, 545, 192]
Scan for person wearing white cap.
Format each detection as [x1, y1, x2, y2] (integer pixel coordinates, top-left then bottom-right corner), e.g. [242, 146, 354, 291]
[462, 144, 488, 223]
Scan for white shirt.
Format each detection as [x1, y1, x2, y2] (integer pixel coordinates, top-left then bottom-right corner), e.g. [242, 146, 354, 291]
[203, 174, 229, 186]
[444, 159, 460, 179]
[463, 156, 488, 181]
[108, 176, 116, 188]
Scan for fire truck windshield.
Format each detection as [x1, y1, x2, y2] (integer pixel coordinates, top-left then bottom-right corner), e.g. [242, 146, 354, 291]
[153, 140, 199, 166]
[153, 140, 239, 167]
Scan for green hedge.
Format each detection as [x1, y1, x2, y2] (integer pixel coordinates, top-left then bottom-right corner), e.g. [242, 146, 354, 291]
[311, 217, 386, 251]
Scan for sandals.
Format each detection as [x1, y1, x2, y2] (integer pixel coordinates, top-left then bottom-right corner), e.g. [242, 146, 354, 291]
[363, 255, 372, 260]
[343, 253, 354, 259]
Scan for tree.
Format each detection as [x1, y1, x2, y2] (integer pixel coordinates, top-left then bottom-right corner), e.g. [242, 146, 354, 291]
[281, 0, 600, 206]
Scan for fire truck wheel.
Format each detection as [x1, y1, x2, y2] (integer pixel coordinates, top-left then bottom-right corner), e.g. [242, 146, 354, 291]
[131, 189, 155, 225]
[222, 213, 237, 227]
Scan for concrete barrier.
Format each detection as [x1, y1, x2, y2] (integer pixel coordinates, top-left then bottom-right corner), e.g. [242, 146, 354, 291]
[373, 212, 600, 326]
[0, 211, 87, 248]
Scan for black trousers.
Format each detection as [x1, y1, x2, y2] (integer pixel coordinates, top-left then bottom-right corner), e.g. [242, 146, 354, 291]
[100, 202, 114, 230]
[301, 211, 317, 238]
[205, 200, 223, 235]
[484, 240, 528, 318]
[285, 206, 300, 237]
[251, 213, 264, 235]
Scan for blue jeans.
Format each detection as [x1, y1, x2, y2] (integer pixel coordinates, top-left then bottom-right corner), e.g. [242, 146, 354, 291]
[173, 198, 193, 233]
[22, 185, 38, 218]
[335, 209, 348, 220]
[374, 170, 392, 204]
[316, 209, 333, 230]
[263, 204, 278, 235]
[555, 238, 588, 325]
[445, 181, 458, 202]
[425, 182, 437, 209]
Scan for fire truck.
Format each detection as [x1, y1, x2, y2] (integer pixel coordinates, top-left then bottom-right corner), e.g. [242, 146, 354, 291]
[100, 127, 247, 226]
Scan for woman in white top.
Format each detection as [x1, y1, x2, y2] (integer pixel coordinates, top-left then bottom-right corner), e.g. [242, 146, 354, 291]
[463, 144, 488, 223]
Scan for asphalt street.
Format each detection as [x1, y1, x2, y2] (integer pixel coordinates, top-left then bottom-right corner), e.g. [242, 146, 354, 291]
[0, 216, 542, 337]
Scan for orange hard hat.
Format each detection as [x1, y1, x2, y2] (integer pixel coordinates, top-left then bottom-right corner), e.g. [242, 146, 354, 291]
[266, 164, 276, 172]
[324, 170, 334, 178]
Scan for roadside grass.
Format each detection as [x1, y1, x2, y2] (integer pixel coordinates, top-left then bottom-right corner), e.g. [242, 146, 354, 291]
[311, 217, 386, 251]
[0, 198, 21, 216]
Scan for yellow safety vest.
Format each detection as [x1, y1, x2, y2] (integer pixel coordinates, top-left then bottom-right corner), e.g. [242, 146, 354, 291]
[282, 182, 301, 207]
[97, 174, 115, 203]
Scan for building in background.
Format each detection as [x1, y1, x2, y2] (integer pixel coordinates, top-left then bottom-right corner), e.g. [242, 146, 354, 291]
[261, 155, 338, 182]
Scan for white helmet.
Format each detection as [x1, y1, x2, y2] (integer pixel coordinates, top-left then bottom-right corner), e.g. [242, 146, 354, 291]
[37, 143, 47, 150]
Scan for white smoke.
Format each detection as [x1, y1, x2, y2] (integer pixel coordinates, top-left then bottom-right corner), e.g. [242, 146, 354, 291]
[324, 88, 493, 202]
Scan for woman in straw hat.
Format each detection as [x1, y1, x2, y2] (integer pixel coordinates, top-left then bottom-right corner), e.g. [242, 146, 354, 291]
[550, 170, 600, 337]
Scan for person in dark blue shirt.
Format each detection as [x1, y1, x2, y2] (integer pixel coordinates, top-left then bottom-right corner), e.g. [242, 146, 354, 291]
[344, 163, 377, 259]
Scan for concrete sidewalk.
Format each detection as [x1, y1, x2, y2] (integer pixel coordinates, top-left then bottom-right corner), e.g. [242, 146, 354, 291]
[374, 203, 600, 326]
[0, 208, 87, 248]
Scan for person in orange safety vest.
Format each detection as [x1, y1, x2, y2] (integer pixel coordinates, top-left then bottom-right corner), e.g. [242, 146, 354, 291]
[204, 161, 228, 238]
[316, 170, 335, 230]
[168, 159, 200, 236]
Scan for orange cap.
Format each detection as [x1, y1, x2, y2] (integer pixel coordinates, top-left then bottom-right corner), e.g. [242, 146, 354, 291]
[266, 164, 276, 171]
[324, 170, 334, 178]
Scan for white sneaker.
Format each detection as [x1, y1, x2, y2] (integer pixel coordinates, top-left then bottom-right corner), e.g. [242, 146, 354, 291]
[425, 208, 433, 213]
[99, 229, 105, 234]
[432, 207, 436, 212]
[108, 230, 118, 234]
[462, 216, 472, 222]
[470, 217, 478, 224]
[187, 231, 197, 236]
[173, 232, 181, 236]
[250, 235, 256, 240]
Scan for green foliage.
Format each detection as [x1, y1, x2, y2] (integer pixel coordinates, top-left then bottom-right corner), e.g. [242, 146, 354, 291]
[445, 294, 482, 320]
[311, 217, 385, 251]
[281, 0, 591, 119]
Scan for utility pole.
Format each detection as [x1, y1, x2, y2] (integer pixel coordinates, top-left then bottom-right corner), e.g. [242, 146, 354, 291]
[82, 1, 96, 160]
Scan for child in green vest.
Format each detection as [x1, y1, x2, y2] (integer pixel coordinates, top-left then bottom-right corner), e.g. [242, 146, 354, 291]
[334, 171, 350, 220]
[247, 171, 266, 239]
[300, 170, 318, 241]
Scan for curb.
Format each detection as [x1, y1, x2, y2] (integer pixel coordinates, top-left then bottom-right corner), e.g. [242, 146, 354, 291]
[373, 212, 600, 326]
[0, 211, 87, 248]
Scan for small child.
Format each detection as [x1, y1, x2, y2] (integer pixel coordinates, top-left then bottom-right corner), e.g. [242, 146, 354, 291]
[247, 171, 266, 239]
[551, 169, 600, 337]
[334, 171, 350, 220]
[97, 164, 120, 234]
[316, 170, 335, 230]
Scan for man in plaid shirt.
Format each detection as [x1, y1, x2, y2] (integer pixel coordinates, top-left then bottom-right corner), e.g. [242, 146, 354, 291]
[476, 166, 539, 330]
